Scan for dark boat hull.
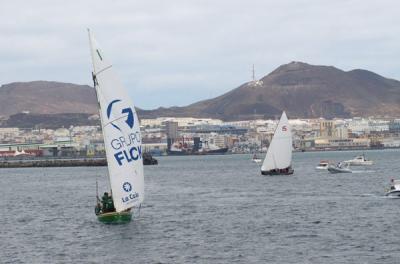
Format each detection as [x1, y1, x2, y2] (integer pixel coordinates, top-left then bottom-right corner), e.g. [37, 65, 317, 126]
[327, 167, 352, 173]
[385, 190, 400, 197]
[200, 148, 229, 155]
[167, 147, 228, 156]
[143, 152, 158, 165]
[261, 168, 294, 176]
[166, 150, 190, 156]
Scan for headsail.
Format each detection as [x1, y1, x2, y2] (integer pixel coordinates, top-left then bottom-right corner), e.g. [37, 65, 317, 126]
[88, 30, 144, 212]
[261, 111, 292, 172]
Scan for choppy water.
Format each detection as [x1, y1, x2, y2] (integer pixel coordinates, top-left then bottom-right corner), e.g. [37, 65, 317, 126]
[1, 149, 400, 263]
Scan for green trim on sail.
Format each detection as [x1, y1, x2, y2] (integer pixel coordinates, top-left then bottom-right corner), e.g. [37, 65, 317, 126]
[96, 49, 103, 61]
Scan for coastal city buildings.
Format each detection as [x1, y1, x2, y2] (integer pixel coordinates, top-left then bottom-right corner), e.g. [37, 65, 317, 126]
[1, 117, 400, 157]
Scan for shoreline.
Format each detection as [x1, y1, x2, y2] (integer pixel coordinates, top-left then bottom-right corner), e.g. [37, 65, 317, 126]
[0, 157, 106, 168]
[0, 147, 398, 168]
[0, 154, 158, 168]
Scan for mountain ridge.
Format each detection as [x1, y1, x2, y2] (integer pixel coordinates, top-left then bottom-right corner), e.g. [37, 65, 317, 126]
[0, 81, 98, 117]
[139, 61, 400, 120]
[1, 62, 400, 122]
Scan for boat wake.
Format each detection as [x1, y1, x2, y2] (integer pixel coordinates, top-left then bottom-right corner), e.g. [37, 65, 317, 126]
[384, 195, 400, 199]
[358, 193, 376, 197]
[357, 193, 394, 199]
[352, 170, 375, 173]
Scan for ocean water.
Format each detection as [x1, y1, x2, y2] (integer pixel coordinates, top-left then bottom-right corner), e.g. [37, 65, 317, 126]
[1, 149, 400, 264]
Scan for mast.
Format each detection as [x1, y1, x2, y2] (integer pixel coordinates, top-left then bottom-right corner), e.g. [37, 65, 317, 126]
[88, 29, 113, 190]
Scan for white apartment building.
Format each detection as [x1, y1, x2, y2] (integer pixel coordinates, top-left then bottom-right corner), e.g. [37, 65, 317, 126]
[347, 118, 370, 135]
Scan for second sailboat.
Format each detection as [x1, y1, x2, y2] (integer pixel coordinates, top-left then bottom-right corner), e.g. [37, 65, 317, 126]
[261, 111, 294, 175]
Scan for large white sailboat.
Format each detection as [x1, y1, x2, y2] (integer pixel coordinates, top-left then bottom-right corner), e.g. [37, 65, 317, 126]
[261, 111, 294, 175]
[88, 30, 144, 223]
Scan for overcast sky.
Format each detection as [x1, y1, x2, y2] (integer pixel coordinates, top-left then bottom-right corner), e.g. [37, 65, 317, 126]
[1, 0, 399, 109]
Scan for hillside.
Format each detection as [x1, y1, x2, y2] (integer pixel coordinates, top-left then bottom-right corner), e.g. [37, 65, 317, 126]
[1, 113, 99, 129]
[0, 81, 97, 117]
[140, 62, 400, 120]
[2, 62, 400, 123]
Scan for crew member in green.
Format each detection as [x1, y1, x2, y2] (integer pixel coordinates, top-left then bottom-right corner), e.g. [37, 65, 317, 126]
[101, 192, 115, 212]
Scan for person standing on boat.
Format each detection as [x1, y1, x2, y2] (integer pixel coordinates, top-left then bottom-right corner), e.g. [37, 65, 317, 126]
[390, 179, 396, 190]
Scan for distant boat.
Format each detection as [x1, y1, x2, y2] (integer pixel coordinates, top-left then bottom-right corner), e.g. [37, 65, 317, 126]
[261, 111, 294, 175]
[316, 160, 330, 170]
[385, 179, 400, 197]
[88, 29, 144, 224]
[198, 142, 229, 155]
[13, 150, 35, 157]
[167, 138, 228, 155]
[343, 154, 373, 166]
[327, 162, 352, 174]
[252, 154, 262, 163]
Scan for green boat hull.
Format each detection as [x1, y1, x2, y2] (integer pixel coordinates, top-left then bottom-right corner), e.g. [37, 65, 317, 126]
[97, 211, 132, 224]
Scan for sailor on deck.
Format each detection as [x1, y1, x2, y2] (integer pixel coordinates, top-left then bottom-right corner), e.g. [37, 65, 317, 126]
[390, 179, 396, 190]
[101, 192, 115, 212]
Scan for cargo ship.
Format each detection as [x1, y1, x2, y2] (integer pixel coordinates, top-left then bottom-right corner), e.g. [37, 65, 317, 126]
[167, 137, 228, 155]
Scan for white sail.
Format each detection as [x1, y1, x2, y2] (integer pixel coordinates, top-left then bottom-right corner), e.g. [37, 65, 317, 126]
[88, 30, 144, 212]
[261, 111, 292, 172]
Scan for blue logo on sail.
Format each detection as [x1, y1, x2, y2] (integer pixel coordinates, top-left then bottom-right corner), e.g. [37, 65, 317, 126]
[121, 181, 139, 203]
[106, 99, 134, 131]
[107, 99, 142, 166]
[123, 182, 132, 192]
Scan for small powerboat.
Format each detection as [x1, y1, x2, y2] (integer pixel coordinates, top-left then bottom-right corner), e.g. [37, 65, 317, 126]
[316, 160, 330, 170]
[252, 154, 262, 163]
[385, 179, 400, 197]
[343, 154, 373, 166]
[327, 162, 352, 174]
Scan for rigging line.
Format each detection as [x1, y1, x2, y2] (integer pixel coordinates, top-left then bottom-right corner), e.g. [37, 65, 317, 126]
[103, 114, 137, 128]
[94, 65, 113, 76]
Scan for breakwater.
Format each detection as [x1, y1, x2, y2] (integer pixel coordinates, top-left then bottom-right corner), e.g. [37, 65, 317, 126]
[0, 157, 106, 168]
[0, 153, 158, 168]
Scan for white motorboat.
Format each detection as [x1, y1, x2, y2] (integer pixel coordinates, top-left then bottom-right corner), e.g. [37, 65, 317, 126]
[316, 160, 330, 170]
[252, 154, 262, 163]
[385, 180, 400, 197]
[343, 154, 373, 166]
[327, 162, 352, 174]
